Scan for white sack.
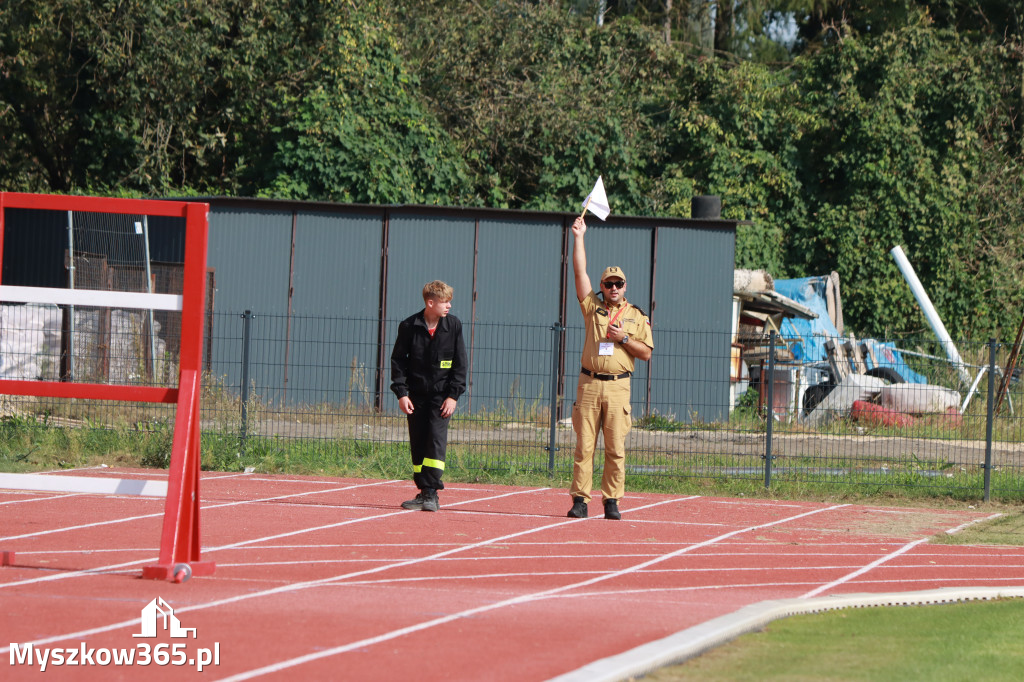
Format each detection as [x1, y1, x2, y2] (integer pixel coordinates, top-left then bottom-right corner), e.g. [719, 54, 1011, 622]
[879, 383, 961, 414]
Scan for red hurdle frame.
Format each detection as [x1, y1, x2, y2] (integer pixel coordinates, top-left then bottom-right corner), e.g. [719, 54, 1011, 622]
[0, 192, 214, 581]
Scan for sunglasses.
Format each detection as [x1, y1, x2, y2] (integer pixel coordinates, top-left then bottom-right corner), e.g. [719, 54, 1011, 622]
[602, 280, 625, 289]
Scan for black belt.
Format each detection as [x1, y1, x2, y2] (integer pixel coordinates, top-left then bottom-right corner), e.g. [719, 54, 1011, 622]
[580, 368, 632, 381]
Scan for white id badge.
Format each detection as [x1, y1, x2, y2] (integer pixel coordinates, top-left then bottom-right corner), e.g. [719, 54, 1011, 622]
[599, 342, 615, 356]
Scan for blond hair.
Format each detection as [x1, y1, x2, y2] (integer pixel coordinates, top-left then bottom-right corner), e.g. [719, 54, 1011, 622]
[422, 280, 453, 303]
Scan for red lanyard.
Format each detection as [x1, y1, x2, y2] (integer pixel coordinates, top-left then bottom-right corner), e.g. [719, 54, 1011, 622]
[605, 305, 625, 338]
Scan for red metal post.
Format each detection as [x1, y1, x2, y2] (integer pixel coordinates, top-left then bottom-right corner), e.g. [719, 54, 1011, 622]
[0, 193, 214, 581]
[143, 201, 213, 580]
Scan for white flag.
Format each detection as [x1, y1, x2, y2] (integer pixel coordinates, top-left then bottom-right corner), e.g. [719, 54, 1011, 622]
[581, 176, 610, 221]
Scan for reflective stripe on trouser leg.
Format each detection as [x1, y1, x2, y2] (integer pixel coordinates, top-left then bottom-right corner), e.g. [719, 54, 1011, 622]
[570, 375, 631, 502]
[406, 395, 449, 491]
[412, 458, 446, 473]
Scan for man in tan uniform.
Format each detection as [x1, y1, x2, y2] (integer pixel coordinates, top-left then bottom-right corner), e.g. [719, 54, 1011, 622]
[568, 216, 653, 520]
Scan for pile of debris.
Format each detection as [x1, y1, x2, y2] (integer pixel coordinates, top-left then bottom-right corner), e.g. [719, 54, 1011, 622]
[807, 373, 962, 428]
[732, 266, 965, 428]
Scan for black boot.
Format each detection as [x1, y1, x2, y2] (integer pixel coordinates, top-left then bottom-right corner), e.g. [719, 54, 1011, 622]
[401, 491, 425, 510]
[567, 496, 588, 518]
[603, 498, 621, 520]
[421, 488, 439, 512]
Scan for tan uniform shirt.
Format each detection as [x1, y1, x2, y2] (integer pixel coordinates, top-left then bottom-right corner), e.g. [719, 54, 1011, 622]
[579, 291, 653, 375]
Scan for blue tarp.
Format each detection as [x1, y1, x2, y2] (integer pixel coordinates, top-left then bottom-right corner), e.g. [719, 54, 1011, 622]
[773, 276, 926, 384]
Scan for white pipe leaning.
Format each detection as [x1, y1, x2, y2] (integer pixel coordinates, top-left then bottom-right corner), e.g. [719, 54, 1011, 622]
[889, 245, 971, 385]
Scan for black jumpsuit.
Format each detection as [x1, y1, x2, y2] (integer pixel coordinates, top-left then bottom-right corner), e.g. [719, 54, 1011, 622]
[390, 311, 468, 492]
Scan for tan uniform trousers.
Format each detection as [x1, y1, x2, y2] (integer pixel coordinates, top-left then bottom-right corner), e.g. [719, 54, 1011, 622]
[570, 373, 632, 503]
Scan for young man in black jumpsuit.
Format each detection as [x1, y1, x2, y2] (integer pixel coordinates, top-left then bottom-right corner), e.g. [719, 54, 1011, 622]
[390, 281, 468, 511]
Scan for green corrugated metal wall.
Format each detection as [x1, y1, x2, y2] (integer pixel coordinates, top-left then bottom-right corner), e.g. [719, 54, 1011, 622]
[2, 197, 739, 419]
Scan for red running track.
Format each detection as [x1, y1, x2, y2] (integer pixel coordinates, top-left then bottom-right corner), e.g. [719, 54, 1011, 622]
[2, 467, 1023, 681]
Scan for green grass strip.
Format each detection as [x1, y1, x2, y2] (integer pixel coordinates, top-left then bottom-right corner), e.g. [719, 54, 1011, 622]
[652, 599, 1024, 681]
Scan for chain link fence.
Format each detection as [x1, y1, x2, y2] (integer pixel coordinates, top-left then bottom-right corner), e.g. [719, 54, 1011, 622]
[2, 307, 1023, 499]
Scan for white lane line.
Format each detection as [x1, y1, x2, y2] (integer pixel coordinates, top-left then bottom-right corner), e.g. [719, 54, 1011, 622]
[216, 561, 872, 574]
[0, 485, 555, 590]
[350, 572, 1024, 595]
[0, 494, 695, 655]
[223, 551, 706, 565]
[214, 503, 843, 681]
[552, 580, 828, 598]
[242, 477, 376, 485]
[215, 556, 902, 569]
[945, 512, 1003, 535]
[1, 504, 164, 543]
[205, 547, 1024, 568]
[201, 487, 552, 553]
[0, 479, 401, 543]
[549, 575, 1024, 601]
[798, 511, 1008, 600]
[810, 576, 1024, 588]
[11, 548, 159, 556]
[35, 543, 980, 556]
[801, 538, 929, 598]
[221, 573, 1024, 594]
[158, 540, 1022, 552]
[0, 493, 87, 505]
[0, 479, 405, 588]
[703, 499, 809, 509]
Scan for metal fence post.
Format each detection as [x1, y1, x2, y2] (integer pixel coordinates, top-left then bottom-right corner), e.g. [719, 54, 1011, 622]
[763, 331, 776, 489]
[984, 338, 996, 502]
[240, 310, 254, 454]
[546, 323, 565, 473]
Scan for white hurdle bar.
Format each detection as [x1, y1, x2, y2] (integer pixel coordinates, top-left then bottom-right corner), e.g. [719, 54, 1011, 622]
[0, 473, 168, 497]
[0, 285, 183, 312]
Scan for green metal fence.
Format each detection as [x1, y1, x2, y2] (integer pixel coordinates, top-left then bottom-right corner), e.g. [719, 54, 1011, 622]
[3, 308, 1022, 499]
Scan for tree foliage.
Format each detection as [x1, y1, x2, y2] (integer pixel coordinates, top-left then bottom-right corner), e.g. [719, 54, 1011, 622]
[0, 0, 467, 201]
[395, 1, 677, 210]
[1, 0, 330, 193]
[2, 0, 1023, 340]
[256, 2, 472, 204]
[786, 18, 1022, 339]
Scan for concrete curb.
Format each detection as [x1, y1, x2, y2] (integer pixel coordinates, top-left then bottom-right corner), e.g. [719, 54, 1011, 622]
[548, 587, 1024, 682]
